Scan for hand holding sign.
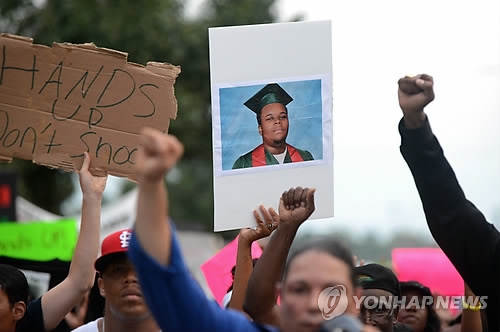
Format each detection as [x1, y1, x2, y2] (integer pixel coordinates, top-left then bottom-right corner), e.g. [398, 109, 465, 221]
[240, 205, 279, 244]
[78, 152, 107, 200]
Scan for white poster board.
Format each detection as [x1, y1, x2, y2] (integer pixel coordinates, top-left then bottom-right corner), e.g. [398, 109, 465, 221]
[209, 21, 334, 231]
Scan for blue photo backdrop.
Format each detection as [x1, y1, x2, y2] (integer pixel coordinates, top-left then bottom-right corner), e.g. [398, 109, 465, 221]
[219, 79, 323, 171]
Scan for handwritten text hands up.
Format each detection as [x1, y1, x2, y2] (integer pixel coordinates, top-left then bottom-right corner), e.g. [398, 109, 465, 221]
[135, 128, 184, 185]
[279, 187, 316, 226]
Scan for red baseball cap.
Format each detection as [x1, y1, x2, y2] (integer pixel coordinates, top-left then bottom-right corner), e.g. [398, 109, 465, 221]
[94, 229, 133, 272]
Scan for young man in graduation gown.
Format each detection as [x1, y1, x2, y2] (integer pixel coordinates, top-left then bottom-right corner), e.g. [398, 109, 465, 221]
[232, 83, 314, 169]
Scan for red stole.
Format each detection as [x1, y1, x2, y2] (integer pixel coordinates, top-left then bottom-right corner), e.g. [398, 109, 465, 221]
[251, 144, 304, 167]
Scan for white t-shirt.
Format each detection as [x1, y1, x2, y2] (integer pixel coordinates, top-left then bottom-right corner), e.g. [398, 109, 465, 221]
[71, 318, 101, 332]
[273, 147, 287, 164]
[222, 290, 233, 308]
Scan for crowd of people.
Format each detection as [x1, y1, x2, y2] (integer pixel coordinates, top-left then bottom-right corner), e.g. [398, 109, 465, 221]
[0, 73, 497, 332]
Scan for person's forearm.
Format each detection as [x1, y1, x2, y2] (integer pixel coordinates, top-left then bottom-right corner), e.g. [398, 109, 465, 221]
[41, 193, 101, 331]
[228, 238, 255, 311]
[400, 117, 467, 215]
[134, 180, 171, 266]
[68, 195, 102, 288]
[461, 283, 482, 332]
[403, 112, 427, 129]
[244, 223, 299, 323]
[399, 117, 499, 296]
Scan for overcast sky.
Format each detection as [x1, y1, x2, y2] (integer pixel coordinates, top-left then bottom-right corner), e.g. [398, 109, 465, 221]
[272, 0, 500, 239]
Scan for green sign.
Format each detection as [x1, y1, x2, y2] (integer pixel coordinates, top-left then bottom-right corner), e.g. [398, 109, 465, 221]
[0, 219, 77, 261]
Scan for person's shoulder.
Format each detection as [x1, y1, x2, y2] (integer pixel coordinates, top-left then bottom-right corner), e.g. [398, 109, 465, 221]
[71, 318, 100, 332]
[290, 145, 314, 161]
[232, 148, 257, 169]
[26, 296, 42, 311]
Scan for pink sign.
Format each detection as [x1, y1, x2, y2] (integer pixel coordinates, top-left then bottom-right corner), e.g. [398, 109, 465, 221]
[201, 235, 263, 305]
[392, 248, 464, 296]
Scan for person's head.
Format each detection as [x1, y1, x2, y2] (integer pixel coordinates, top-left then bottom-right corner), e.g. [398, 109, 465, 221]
[397, 281, 441, 332]
[432, 292, 454, 331]
[0, 264, 29, 332]
[227, 258, 259, 293]
[95, 229, 150, 321]
[244, 83, 293, 149]
[278, 236, 362, 332]
[355, 264, 401, 332]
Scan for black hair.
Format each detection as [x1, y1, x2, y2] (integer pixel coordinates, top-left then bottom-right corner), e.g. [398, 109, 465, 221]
[0, 264, 29, 307]
[256, 106, 288, 126]
[227, 258, 259, 293]
[284, 235, 357, 288]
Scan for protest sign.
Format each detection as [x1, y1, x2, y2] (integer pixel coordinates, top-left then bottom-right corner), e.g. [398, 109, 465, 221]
[209, 21, 334, 231]
[0, 218, 77, 261]
[0, 34, 180, 179]
[392, 248, 463, 296]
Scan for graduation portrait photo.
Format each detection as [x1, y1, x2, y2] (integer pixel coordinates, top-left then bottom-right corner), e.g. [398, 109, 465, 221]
[209, 21, 334, 231]
[214, 77, 330, 176]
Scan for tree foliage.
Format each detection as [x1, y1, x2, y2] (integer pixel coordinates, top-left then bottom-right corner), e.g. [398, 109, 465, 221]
[0, 0, 290, 230]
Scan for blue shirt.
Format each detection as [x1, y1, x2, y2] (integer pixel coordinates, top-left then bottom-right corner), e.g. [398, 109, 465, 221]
[128, 226, 279, 332]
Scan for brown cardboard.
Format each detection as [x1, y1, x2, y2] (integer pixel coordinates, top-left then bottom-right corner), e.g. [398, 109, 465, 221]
[0, 33, 181, 179]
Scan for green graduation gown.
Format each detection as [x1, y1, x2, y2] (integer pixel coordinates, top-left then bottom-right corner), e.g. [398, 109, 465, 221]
[232, 144, 314, 169]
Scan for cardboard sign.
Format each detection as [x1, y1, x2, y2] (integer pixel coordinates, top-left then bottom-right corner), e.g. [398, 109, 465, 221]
[0, 34, 180, 179]
[200, 235, 263, 305]
[0, 218, 77, 261]
[392, 248, 463, 296]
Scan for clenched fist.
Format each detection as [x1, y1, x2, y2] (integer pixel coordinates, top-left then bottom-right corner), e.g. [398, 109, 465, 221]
[135, 128, 184, 185]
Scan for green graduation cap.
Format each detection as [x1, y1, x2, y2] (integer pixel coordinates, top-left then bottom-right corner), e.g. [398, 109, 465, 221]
[244, 83, 293, 113]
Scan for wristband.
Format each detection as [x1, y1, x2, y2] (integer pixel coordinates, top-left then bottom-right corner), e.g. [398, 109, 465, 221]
[462, 299, 481, 311]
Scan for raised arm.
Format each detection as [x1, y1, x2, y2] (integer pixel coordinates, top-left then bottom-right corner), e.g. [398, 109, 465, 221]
[228, 207, 278, 312]
[244, 187, 315, 326]
[133, 128, 183, 265]
[40, 152, 107, 331]
[397, 74, 500, 301]
[128, 129, 267, 332]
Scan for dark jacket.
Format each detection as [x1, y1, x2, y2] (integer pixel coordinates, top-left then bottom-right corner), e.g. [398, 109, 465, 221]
[399, 117, 499, 332]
